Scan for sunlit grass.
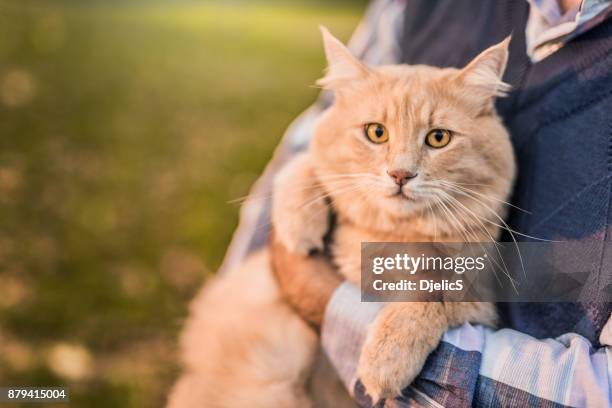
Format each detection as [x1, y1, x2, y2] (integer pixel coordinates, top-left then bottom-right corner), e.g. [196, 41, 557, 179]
[0, 1, 365, 406]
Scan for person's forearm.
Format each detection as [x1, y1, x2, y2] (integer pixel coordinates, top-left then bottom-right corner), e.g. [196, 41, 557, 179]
[474, 327, 611, 407]
[320, 283, 384, 400]
[321, 289, 612, 407]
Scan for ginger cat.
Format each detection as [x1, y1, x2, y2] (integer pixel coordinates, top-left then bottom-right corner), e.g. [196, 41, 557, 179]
[168, 29, 515, 407]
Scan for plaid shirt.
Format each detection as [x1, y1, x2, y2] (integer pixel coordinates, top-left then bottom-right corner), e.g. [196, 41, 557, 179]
[220, 0, 612, 406]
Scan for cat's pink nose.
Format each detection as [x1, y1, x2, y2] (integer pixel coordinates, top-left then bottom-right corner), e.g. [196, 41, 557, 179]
[387, 169, 417, 186]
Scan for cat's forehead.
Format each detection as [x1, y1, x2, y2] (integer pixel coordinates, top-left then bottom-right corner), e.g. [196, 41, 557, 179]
[374, 65, 456, 86]
[350, 65, 462, 124]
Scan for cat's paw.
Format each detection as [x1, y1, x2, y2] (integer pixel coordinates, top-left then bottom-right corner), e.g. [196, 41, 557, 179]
[356, 304, 445, 403]
[273, 197, 328, 255]
[357, 333, 429, 403]
[272, 155, 329, 255]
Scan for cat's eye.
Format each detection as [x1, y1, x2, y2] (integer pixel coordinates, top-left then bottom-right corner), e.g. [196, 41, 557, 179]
[364, 123, 389, 144]
[425, 129, 452, 148]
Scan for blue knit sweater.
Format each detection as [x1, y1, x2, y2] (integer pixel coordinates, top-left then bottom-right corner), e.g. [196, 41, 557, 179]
[398, 0, 612, 346]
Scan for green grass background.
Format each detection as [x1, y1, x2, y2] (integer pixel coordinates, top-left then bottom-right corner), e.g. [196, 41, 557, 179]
[0, 1, 366, 406]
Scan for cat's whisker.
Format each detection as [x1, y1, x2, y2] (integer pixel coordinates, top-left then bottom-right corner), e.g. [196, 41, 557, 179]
[229, 172, 384, 206]
[244, 185, 353, 234]
[433, 194, 509, 284]
[227, 182, 332, 205]
[444, 196, 494, 245]
[449, 202, 483, 242]
[433, 194, 468, 241]
[426, 180, 536, 242]
[300, 179, 383, 233]
[435, 189, 518, 288]
[433, 185, 527, 283]
[436, 191, 494, 245]
[320, 176, 379, 187]
[246, 185, 354, 234]
[436, 180, 530, 214]
[434, 189, 499, 242]
[442, 181, 491, 187]
[436, 182, 550, 243]
[315, 172, 380, 181]
[425, 201, 438, 242]
[426, 188, 490, 241]
[227, 190, 275, 205]
[299, 182, 365, 210]
[422, 179, 504, 213]
[231, 177, 376, 206]
[302, 200, 335, 232]
[428, 185, 508, 246]
[432, 191, 512, 287]
[444, 200, 484, 247]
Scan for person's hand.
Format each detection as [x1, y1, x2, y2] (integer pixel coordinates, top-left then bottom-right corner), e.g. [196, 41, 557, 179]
[269, 228, 342, 330]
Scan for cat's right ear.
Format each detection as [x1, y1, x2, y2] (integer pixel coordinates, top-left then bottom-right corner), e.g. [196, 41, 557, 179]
[455, 37, 511, 114]
[316, 26, 371, 89]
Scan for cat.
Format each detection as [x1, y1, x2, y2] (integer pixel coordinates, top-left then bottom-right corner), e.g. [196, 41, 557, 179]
[167, 28, 515, 407]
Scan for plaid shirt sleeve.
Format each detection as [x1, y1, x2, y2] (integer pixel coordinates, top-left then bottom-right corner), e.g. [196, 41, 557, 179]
[323, 283, 612, 408]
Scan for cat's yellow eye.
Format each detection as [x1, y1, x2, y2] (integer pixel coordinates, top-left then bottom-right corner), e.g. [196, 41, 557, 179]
[364, 123, 389, 144]
[425, 129, 452, 148]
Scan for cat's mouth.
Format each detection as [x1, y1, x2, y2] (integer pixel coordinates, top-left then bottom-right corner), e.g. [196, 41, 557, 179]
[391, 188, 413, 201]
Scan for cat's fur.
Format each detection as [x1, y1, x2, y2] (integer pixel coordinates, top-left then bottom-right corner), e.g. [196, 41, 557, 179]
[168, 29, 515, 407]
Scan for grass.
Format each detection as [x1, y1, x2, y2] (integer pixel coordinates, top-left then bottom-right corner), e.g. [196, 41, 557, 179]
[0, 1, 366, 406]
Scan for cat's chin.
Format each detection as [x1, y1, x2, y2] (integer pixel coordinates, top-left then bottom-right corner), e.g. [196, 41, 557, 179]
[383, 193, 426, 213]
[389, 191, 415, 202]
[359, 196, 428, 231]
[332, 189, 431, 233]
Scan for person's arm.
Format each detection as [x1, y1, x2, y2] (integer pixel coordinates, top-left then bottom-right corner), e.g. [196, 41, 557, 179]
[350, 307, 612, 407]
[271, 234, 612, 406]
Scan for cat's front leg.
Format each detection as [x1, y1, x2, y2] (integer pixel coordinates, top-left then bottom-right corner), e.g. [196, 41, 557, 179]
[357, 302, 496, 402]
[272, 153, 330, 255]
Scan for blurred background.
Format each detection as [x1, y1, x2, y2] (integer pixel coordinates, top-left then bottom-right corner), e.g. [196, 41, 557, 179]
[0, 0, 366, 406]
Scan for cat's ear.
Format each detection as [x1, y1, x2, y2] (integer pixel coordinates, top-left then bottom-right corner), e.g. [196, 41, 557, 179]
[456, 37, 511, 113]
[316, 26, 371, 89]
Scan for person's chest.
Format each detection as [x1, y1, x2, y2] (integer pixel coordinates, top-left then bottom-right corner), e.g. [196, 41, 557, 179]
[398, 0, 612, 341]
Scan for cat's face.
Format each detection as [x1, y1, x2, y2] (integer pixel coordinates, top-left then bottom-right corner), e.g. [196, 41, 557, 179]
[311, 29, 515, 234]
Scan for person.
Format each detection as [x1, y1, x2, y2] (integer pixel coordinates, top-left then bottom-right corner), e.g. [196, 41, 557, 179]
[221, 0, 612, 406]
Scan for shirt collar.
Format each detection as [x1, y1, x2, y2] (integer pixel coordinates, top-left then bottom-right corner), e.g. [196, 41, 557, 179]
[526, 0, 612, 61]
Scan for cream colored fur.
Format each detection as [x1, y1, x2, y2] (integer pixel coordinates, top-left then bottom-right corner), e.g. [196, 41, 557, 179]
[274, 28, 514, 401]
[169, 29, 515, 407]
[168, 250, 320, 407]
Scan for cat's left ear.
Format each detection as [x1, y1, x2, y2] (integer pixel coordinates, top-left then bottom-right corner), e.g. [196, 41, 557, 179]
[456, 37, 511, 114]
[316, 26, 372, 89]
